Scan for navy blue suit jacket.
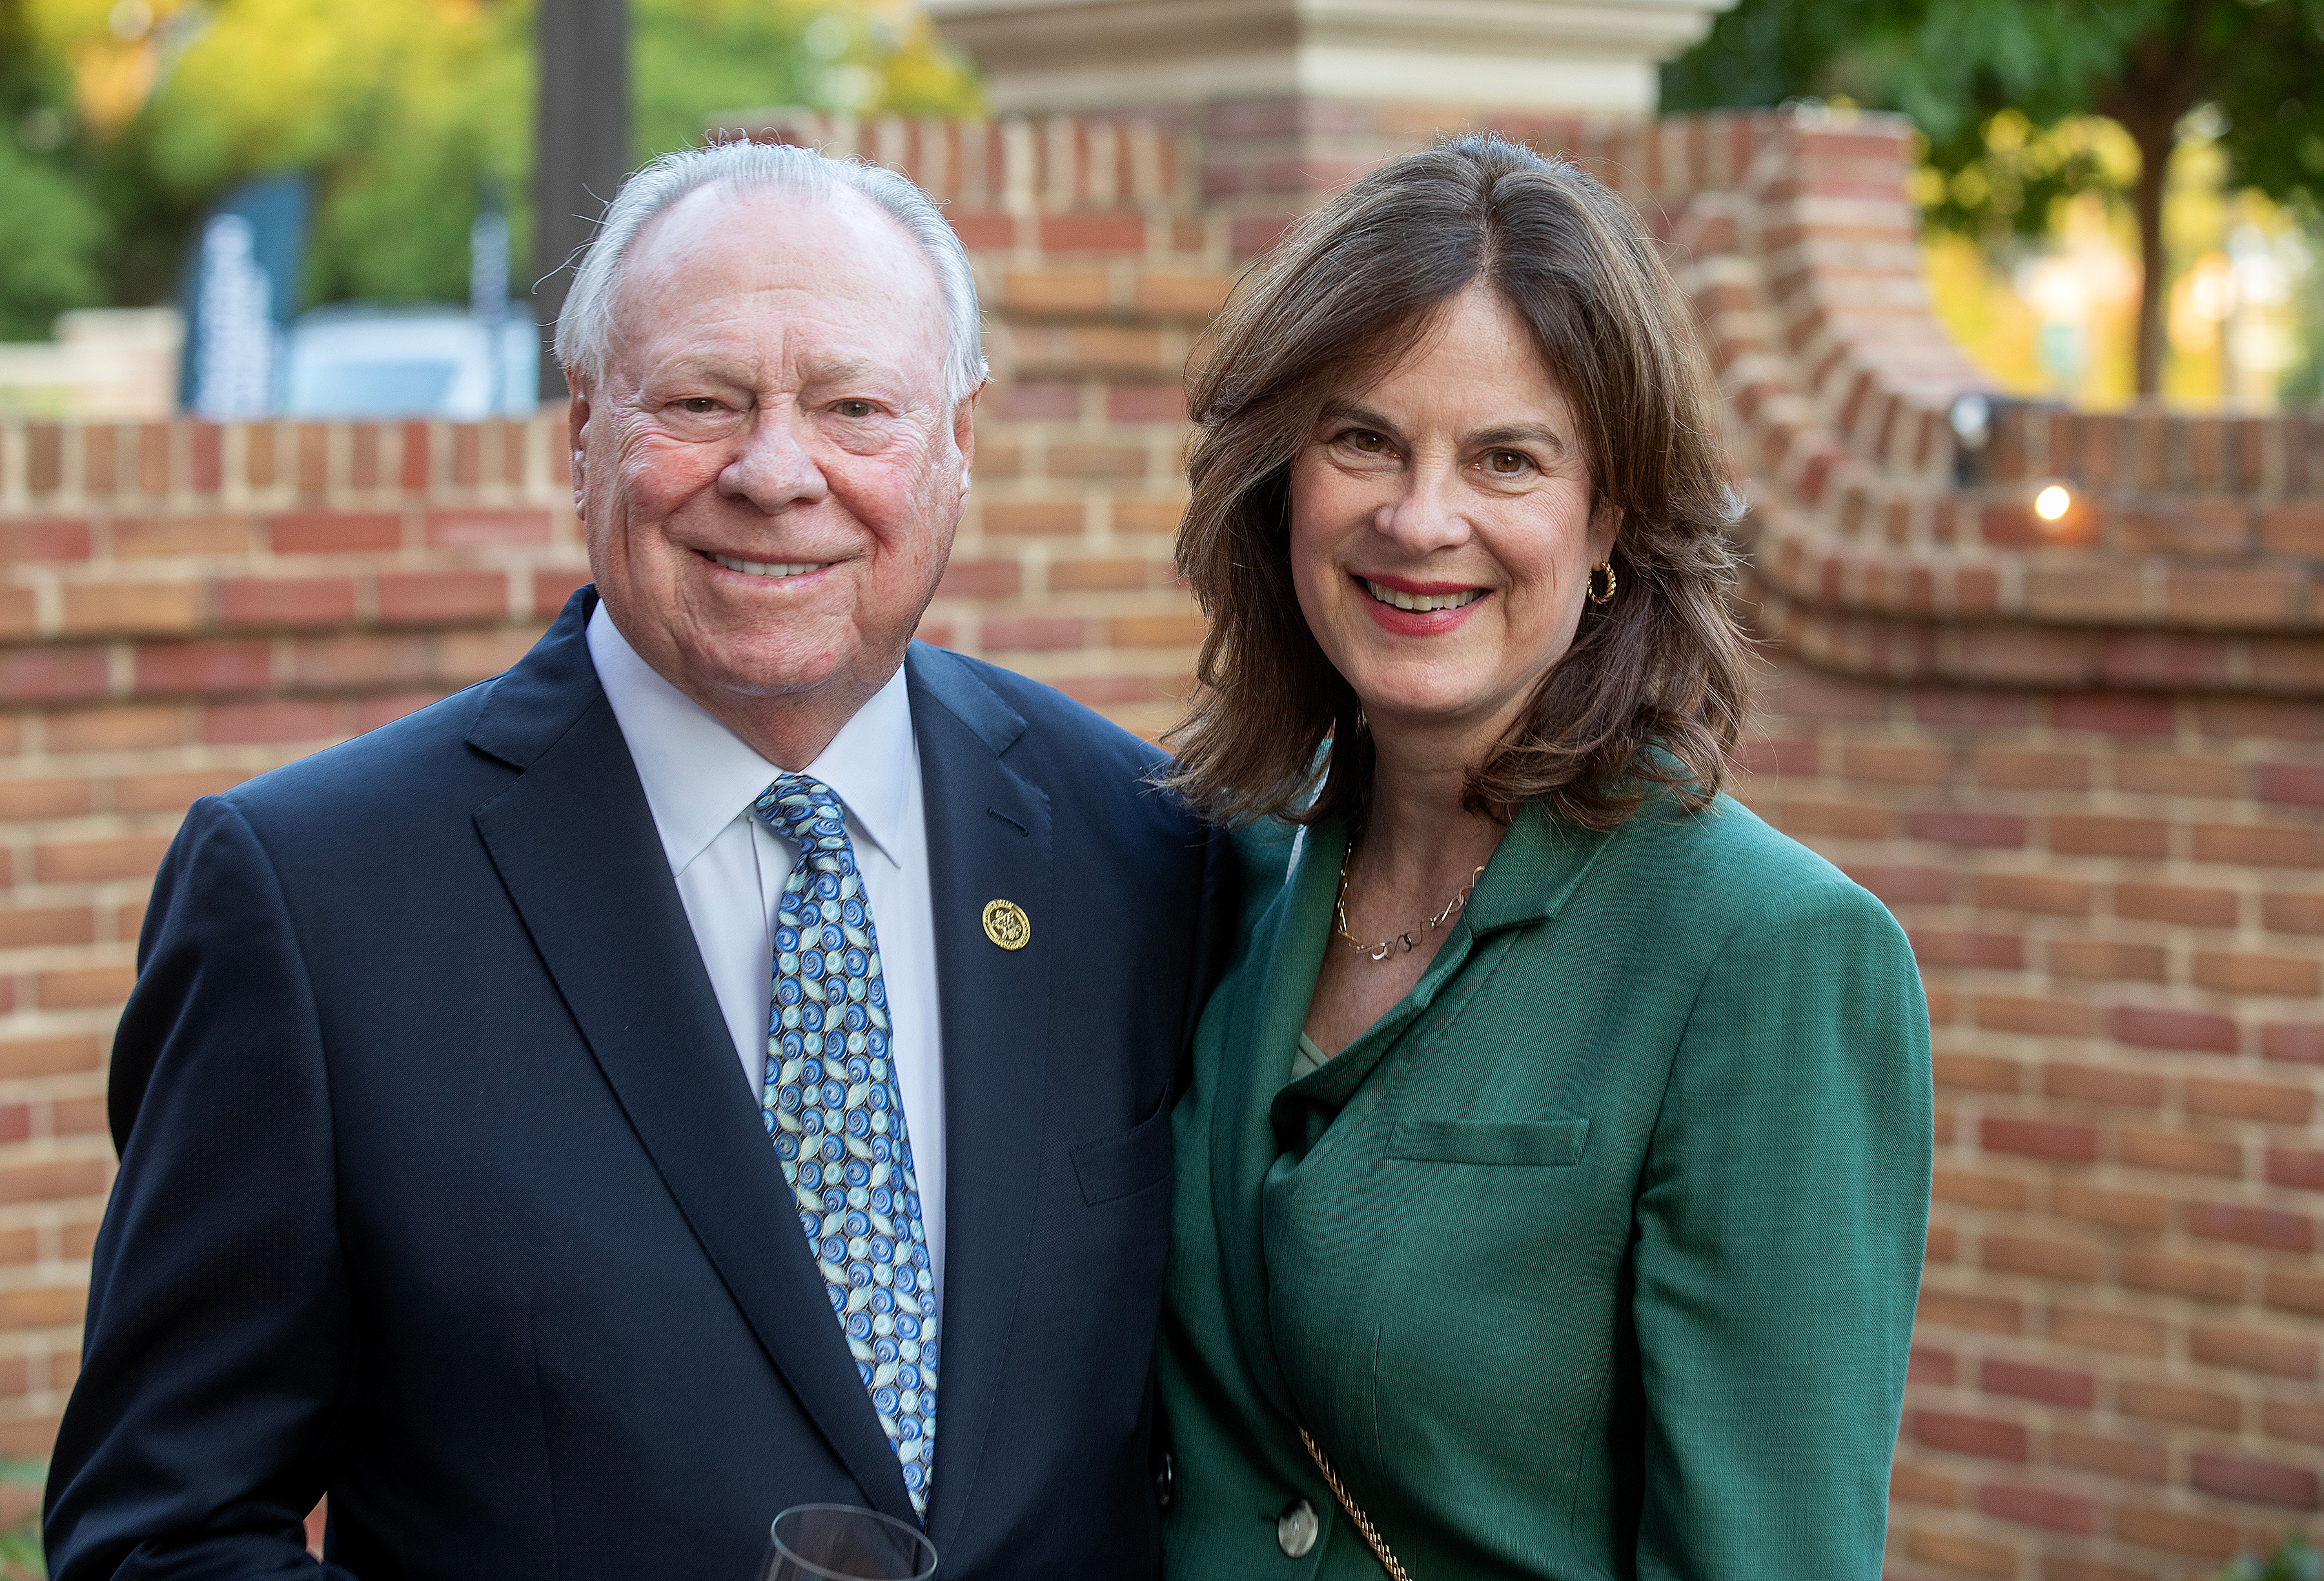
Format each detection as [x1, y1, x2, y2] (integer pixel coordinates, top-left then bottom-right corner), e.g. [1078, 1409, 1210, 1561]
[46, 588, 1230, 1581]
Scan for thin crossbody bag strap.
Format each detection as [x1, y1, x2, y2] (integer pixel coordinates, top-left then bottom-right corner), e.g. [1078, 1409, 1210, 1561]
[1299, 1426, 1414, 1581]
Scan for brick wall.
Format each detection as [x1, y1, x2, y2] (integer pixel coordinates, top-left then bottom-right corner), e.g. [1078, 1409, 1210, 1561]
[0, 102, 2315, 1576]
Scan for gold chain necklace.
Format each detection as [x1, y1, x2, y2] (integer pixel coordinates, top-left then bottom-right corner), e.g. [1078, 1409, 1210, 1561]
[1334, 841, 1485, 963]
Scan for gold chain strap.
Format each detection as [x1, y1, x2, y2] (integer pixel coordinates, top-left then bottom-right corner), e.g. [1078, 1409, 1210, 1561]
[1299, 1427, 1414, 1581]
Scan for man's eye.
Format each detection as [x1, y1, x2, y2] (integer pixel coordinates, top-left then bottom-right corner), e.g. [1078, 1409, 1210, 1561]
[679, 398, 720, 414]
[834, 400, 877, 418]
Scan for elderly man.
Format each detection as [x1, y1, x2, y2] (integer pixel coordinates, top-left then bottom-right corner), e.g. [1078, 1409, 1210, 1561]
[46, 143, 1226, 1581]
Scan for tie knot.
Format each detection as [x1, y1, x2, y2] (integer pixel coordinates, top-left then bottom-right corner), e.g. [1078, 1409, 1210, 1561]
[754, 775, 850, 852]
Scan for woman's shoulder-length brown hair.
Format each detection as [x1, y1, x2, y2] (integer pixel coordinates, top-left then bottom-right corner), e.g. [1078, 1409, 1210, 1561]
[1163, 132, 1751, 832]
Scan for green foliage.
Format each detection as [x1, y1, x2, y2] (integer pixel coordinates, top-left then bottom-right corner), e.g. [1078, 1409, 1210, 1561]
[2221, 1531, 2323, 1581]
[1662, 0, 2324, 235]
[4, 0, 982, 329]
[0, 1458, 43, 1581]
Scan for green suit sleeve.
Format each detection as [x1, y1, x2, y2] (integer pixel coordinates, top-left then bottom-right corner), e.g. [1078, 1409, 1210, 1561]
[1630, 877, 1932, 1579]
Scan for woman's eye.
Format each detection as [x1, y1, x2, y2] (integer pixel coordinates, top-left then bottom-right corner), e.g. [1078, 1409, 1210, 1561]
[834, 400, 877, 418]
[1341, 430, 1387, 454]
[1485, 450, 1528, 475]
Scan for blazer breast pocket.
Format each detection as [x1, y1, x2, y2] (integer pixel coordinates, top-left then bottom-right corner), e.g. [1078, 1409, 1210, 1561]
[1070, 1101, 1175, 1205]
[1385, 1117, 1590, 1168]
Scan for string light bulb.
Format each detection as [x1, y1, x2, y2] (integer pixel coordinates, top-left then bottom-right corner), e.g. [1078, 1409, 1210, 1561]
[2034, 485, 2072, 522]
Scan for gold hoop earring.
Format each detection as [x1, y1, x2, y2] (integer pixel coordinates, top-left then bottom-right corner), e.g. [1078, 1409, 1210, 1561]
[1587, 561, 1618, 605]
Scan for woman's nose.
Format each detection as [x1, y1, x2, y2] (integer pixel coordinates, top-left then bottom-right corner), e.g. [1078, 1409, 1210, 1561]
[1373, 465, 1472, 555]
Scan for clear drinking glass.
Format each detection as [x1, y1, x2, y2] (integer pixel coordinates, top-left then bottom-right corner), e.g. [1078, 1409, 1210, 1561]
[757, 1504, 938, 1581]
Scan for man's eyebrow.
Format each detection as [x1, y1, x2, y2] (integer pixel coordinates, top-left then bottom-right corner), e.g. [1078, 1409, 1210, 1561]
[800, 354, 903, 387]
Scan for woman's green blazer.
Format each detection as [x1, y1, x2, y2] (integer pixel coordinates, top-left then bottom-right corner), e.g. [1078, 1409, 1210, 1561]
[1157, 795, 1933, 1580]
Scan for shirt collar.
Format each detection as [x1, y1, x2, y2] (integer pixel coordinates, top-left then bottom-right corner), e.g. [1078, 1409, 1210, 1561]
[586, 602, 917, 875]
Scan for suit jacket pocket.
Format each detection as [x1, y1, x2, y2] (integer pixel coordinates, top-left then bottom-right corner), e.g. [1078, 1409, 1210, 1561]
[1071, 1100, 1175, 1205]
[1387, 1117, 1590, 1167]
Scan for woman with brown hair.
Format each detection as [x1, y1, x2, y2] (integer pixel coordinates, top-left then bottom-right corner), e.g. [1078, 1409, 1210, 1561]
[1155, 134, 1931, 1579]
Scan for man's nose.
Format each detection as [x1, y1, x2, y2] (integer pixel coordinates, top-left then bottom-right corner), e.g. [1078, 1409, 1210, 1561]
[720, 406, 830, 513]
[1373, 462, 1472, 555]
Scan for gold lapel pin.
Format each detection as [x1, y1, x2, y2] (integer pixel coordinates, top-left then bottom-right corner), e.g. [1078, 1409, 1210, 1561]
[981, 899, 1031, 952]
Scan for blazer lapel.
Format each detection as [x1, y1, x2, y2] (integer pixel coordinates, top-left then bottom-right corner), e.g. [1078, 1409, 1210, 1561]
[902, 645, 1053, 1556]
[467, 589, 917, 1525]
[1209, 813, 1344, 1423]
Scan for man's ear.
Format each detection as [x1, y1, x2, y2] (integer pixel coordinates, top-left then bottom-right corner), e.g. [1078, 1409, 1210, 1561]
[952, 379, 984, 502]
[566, 374, 592, 507]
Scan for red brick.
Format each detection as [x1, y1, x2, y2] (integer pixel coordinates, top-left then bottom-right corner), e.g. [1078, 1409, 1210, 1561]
[0, 649, 108, 703]
[2116, 882, 2237, 928]
[1910, 929, 2023, 968]
[2042, 1064, 2163, 1110]
[0, 1283, 87, 1327]
[2265, 1269, 2324, 1320]
[2116, 1130, 2243, 1179]
[1047, 556, 1156, 593]
[0, 518, 90, 562]
[1037, 213, 1147, 252]
[2185, 1201, 2315, 1253]
[114, 768, 250, 812]
[2194, 822, 2323, 868]
[990, 383, 1078, 421]
[59, 582, 203, 636]
[201, 700, 340, 745]
[2114, 1506, 2238, 1560]
[1840, 864, 1953, 904]
[0, 1036, 102, 1079]
[2190, 1451, 2320, 1509]
[1982, 1116, 2097, 1163]
[1933, 1167, 2028, 1207]
[1910, 1409, 2029, 1461]
[2049, 1179, 2168, 1230]
[1918, 1289, 2023, 1334]
[216, 576, 358, 628]
[1770, 799, 1893, 839]
[2050, 1430, 2166, 1484]
[1110, 614, 1208, 648]
[1973, 873, 2092, 915]
[1889, 1462, 1962, 1507]
[2108, 1006, 2237, 1054]
[1973, 747, 2091, 790]
[1909, 1344, 1958, 1385]
[0, 906, 96, 949]
[1976, 995, 2098, 1037]
[1105, 385, 1189, 422]
[982, 503, 1085, 536]
[0, 776, 93, 819]
[110, 514, 252, 557]
[1909, 810, 2026, 848]
[1979, 1482, 2099, 1535]
[2194, 950, 2321, 996]
[979, 617, 1085, 652]
[2048, 939, 2166, 982]
[2267, 1147, 2324, 1192]
[1932, 1056, 2021, 1096]
[2263, 1023, 2324, 1064]
[0, 1159, 109, 1203]
[376, 571, 508, 624]
[2119, 1378, 2240, 1430]
[2261, 892, 2324, 934]
[425, 508, 552, 547]
[2186, 1076, 2314, 1123]
[2259, 762, 2324, 807]
[1054, 675, 1156, 707]
[2050, 815, 2169, 859]
[267, 511, 402, 554]
[1981, 1356, 2096, 1408]
[33, 836, 172, 884]
[531, 568, 593, 617]
[2120, 1249, 2243, 1302]
[1904, 1528, 2017, 1580]
[2265, 1400, 2324, 1447]
[935, 559, 1021, 599]
[2189, 1323, 2318, 1380]
[2113, 751, 2240, 798]
[2054, 693, 2176, 735]
[36, 966, 132, 1008]
[134, 640, 272, 695]
[1983, 1234, 2099, 1282]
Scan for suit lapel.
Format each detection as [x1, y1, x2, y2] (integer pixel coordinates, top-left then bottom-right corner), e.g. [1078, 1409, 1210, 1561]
[467, 589, 917, 1525]
[902, 645, 1052, 1556]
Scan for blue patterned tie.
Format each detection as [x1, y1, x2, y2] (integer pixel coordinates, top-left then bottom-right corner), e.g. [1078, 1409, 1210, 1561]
[754, 775, 939, 1516]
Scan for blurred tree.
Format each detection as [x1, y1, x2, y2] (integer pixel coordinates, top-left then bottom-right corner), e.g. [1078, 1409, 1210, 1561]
[0, 0, 108, 337]
[1663, 0, 2324, 397]
[10, 0, 977, 325]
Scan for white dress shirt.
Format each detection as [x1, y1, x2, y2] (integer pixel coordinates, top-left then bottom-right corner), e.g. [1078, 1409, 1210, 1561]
[587, 604, 946, 1306]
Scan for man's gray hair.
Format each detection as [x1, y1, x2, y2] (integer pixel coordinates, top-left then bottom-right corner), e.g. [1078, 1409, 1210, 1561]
[552, 141, 988, 404]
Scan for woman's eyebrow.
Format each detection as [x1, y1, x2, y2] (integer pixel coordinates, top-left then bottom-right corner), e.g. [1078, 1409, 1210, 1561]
[1469, 422, 1569, 455]
[1317, 399, 1404, 441]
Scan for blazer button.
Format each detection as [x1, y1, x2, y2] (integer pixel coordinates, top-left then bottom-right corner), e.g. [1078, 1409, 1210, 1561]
[1276, 1498, 1318, 1558]
[1152, 1449, 1177, 1513]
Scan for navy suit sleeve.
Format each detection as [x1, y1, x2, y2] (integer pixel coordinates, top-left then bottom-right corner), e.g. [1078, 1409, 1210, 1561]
[45, 797, 358, 1581]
